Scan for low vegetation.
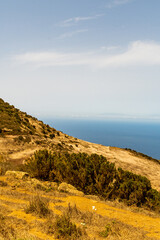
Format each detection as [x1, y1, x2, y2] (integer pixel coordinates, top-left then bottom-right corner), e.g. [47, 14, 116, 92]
[25, 195, 51, 218]
[53, 214, 85, 239]
[24, 150, 160, 212]
[1, 98, 160, 239]
[0, 98, 57, 138]
[0, 214, 15, 239]
[99, 224, 111, 238]
[0, 170, 159, 239]
[0, 98, 35, 135]
[125, 148, 160, 164]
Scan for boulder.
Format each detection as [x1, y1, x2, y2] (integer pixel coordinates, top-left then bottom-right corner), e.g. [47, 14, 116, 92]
[30, 178, 47, 190]
[58, 182, 84, 197]
[43, 181, 58, 190]
[5, 171, 29, 179]
[85, 195, 100, 201]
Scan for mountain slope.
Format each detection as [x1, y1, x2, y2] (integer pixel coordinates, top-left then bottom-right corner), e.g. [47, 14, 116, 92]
[0, 173, 159, 240]
[0, 98, 160, 191]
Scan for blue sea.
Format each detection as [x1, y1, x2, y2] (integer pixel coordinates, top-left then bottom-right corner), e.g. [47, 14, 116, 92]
[44, 119, 160, 160]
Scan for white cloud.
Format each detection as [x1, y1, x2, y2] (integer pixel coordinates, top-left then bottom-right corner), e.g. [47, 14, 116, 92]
[98, 41, 160, 67]
[106, 0, 133, 8]
[59, 14, 103, 27]
[13, 41, 160, 68]
[58, 29, 88, 39]
[74, 15, 103, 22]
[100, 45, 120, 51]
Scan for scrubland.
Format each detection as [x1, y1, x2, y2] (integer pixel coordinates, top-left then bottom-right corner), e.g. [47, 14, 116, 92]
[0, 98, 160, 239]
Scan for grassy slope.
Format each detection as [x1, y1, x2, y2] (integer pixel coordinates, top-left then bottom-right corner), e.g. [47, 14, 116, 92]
[0, 174, 159, 240]
[0, 98, 160, 191]
[0, 98, 160, 239]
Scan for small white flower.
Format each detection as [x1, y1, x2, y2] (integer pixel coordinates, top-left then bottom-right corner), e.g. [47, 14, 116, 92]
[81, 222, 86, 226]
[92, 206, 97, 211]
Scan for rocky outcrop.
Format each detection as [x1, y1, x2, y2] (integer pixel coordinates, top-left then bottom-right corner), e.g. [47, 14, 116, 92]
[5, 170, 29, 179]
[58, 182, 84, 196]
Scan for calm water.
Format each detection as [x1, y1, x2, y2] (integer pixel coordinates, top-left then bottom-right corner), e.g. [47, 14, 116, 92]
[44, 119, 160, 160]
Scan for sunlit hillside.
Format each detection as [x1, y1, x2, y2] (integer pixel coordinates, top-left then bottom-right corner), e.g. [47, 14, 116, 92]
[0, 98, 160, 239]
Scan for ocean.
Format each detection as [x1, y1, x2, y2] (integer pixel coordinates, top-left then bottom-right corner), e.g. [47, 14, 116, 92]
[44, 119, 160, 160]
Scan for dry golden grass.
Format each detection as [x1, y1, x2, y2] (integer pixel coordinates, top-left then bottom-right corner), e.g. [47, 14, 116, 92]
[1, 99, 160, 239]
[1, 132, 160, 192]
[1, 97, 160, 193]
[0, 174, 159, 240]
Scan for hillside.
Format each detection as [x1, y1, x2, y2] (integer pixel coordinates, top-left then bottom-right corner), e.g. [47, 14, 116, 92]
[0, 98, 160, 239]
[0, 98, 160, 191]
[0, 171, 159, 240]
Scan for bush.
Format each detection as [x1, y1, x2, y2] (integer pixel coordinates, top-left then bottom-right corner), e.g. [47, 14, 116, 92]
[107, 168, 152, 207]
[54, 214, 83, 239]
[18, 136, 24, 141]
[25, 151, 116, 196]
[24, 136, 31, 143]
[99, 224, 111, 238]
[50, 133, 55, 139]
[146, 189, 160, 211]
[25, 150, 160, 212]
[0, 98, 37, 135]
[26, 150, 53, 180]
[25, 195, 51, 217]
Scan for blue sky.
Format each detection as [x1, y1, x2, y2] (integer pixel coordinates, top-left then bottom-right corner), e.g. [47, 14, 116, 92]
[1, 0, 160, 121]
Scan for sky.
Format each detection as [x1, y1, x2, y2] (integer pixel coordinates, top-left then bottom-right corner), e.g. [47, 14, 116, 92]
[1, 0, 160, 121]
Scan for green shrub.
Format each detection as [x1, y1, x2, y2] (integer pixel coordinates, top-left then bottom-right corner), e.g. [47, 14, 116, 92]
[54, 214, 83, 239]
[146, 189, 160, 211]
[99, 224, 111, 238]
[107, 168, 152, 206]
[0, 98, 37, 135]
[50, 133, 55, 139]
[18, 136, 24, 141]
[25, 150, 160, 212]
[24, 136, 31, 143]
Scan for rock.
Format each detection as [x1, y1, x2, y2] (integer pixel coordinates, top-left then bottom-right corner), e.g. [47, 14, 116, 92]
[30, 178, 41, 185]
[51, 182, 58, 190]
[30, 178, 47, 190]
[43, 181, 58, 190]
[58, 182, 76, 191]
[70, 189, 84, 197]
[5, 171, 29, 180]
[85, 195, 100, 201]
[58, 182, 84, 197]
